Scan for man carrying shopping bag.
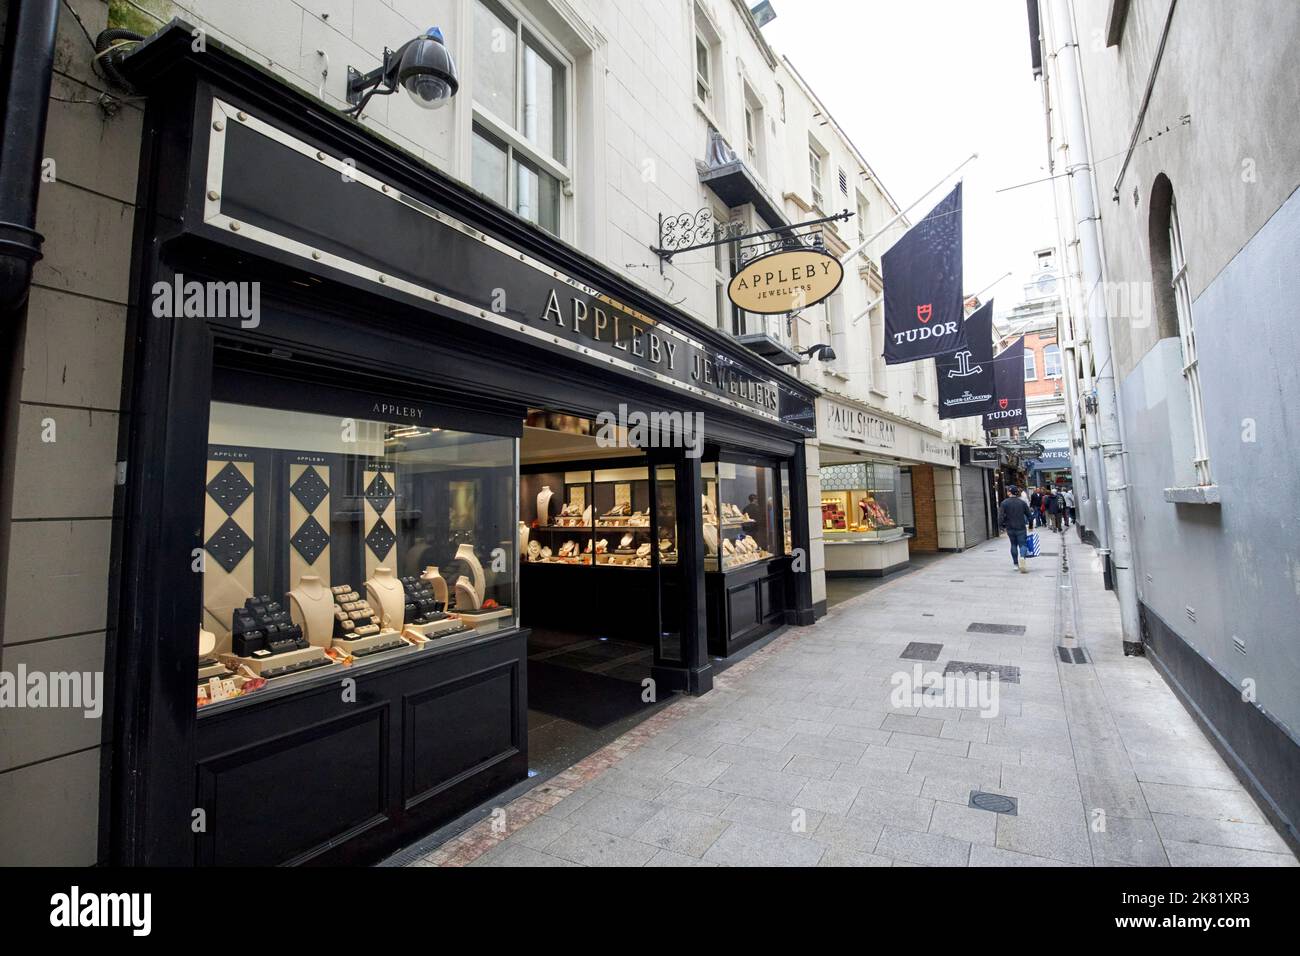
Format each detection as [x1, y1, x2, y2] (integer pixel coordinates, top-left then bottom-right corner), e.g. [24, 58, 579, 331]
[999, 486, 1033, 573]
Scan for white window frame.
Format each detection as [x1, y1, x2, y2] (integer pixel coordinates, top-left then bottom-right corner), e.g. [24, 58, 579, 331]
[1044, 344, 1063, 379]
[693, 4, 722, 116]
[470, 0, 574, 235]
[1023, 349, 1038, 381]
[808, 142, 825, 210]
[1169, 197, 1212, 485]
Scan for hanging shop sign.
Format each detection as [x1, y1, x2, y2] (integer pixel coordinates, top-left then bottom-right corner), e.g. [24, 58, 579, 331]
[197, 99, 817, 433]
[962, 445, 1000, 468]
[727, 248, 845, 315]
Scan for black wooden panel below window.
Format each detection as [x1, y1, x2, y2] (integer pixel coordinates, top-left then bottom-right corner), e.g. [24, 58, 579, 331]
[198, 707, 388, 866]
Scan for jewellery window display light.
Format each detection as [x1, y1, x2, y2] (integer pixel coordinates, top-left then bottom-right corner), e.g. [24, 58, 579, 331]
[520, 466, 656, 568]
[702, 461, 779, 571]
[819, 461, 905, 541]
[198, 401, 516, 711]
[521, 469, 595, 564]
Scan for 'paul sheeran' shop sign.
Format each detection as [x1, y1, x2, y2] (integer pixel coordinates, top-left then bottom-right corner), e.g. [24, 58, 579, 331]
[728, 248, 844, 315]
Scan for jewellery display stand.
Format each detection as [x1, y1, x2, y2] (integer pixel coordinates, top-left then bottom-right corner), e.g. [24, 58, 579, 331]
[287, 574, 336, 647]
[364, 567, 406, 631]
[454, 543, 487, 606]
[535, 485, 554, 524]
[399, 573, 472, 640]
[330, 582, 409, 658]
[421, 566, 449, 606]
[220, 595, 334, 679]
[197, 627, 230, 682]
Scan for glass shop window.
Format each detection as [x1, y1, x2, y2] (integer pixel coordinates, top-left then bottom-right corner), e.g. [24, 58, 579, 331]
[197, 402, 516, 711]
[702, 461, 778, 571]
[818, 461, 904, 541]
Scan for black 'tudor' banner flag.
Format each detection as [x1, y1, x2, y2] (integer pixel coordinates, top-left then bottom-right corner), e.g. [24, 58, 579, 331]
[936, 299, 995, 420]
[882, 182, 965, 364]
[983, 335, 1027, 431]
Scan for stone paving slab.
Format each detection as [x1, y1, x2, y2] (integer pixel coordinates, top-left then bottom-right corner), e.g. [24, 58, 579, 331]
[408, 532, 1298, 867]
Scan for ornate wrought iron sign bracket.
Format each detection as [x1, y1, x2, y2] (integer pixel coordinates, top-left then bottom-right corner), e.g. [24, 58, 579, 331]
[650, 208, 852, 274]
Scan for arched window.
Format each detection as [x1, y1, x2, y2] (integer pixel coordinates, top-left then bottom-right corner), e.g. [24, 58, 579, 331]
[1149, 175, 1212, 485]
[1044, 344, 1063, 379]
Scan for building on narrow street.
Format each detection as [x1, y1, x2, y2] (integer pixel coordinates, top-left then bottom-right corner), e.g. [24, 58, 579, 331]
[1031, 0, 1300, 853]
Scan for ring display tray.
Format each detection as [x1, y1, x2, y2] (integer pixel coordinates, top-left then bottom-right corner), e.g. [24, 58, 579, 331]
[456, 606, 511, 626]
[404, 617, 474, 639]
[333, 629, 408, 657]
[221, 644, 334, 679]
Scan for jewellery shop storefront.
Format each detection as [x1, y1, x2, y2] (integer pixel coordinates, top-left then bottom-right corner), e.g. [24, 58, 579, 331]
[109, 30, 817, 866]
[816, 397, 961, 577]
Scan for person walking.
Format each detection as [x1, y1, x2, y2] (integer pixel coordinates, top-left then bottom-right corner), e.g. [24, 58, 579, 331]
[1028, 486, 1041, 529]
[1000, 486, 1032, 573]
[1064, 487, 1075, 527]
[1046, 485, 1063, 532]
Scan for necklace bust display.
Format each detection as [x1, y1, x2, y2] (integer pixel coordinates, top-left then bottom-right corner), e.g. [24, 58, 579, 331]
[455, 543, 486, 605]
[288, 574, 335, 646]
[365, 567, 404, 631]
[420, 565, 448, 606]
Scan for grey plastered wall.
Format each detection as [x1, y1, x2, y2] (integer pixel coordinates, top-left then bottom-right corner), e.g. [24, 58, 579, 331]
[0, 0, 139, 865]
[1069, 0, 1300, 739]
[1119, 190, 1300, 739]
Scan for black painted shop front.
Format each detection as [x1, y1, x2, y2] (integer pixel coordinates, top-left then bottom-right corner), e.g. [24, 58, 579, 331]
[109, 27, 817, 866]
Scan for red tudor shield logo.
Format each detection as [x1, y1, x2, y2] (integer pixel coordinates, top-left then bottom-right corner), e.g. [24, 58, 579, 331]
[999, 398, 1009, 409]
[916, 304, 933, 324]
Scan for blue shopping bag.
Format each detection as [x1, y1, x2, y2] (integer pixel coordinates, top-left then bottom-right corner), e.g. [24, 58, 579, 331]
[1023, 531, 1041, 557]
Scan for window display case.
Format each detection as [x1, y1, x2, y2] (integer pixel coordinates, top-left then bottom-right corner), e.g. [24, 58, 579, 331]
[702, 461, 778, 570]
[198, 402, 516, 711]
[819, 461, 905, 542]
[520, 466, 656, 568]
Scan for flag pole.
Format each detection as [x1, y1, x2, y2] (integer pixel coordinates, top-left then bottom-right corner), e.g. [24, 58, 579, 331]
[839, 151, 978, 265]
[846, 152, 979, 327]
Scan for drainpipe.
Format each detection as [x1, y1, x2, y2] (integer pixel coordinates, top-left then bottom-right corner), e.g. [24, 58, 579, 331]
[1042, 0, 1142, 651]
[0, 0, 60, 313]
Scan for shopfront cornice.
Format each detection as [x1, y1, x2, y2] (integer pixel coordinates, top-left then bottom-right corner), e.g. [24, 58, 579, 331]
[121, 21, 817, 407]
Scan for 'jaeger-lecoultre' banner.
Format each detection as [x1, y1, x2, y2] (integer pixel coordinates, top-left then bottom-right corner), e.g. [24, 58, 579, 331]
[936, 298, 995, 419]
[882, 182, 965, 365]
[982, 335, 1027, 431]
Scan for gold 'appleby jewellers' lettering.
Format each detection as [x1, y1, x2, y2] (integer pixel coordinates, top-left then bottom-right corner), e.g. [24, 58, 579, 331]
[538, 288, 778, 412]
[727, 249, 844, 315]
[541, 289, 679, 370]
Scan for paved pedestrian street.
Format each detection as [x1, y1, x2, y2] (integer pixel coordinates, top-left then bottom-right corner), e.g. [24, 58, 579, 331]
[412, 534, 1298, 867]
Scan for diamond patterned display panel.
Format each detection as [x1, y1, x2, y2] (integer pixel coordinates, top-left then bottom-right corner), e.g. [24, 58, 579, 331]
[366, 517, 396, 560]
[291, 514, 330, 565]
[205, 517, 254, 573]
[207, 460, 254, 516]
[365, 472, 395, 506]
[290, 465, 329, 514]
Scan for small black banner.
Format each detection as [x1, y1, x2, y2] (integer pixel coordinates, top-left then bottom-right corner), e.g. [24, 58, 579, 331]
[983, 334, 1027, 431]
[936, 298, 995, 419]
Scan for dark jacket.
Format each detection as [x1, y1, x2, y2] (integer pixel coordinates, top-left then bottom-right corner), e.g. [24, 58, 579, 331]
[1029, 491, 1041, 510]
[999, 496, 1032, 532]
[1046, 492, 1062, 514]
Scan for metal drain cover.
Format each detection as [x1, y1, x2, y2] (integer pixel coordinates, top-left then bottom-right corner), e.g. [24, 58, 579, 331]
[901, 642, 943, 661]
[967, 622, 1026, 635]
[943, 660, 1021, 684]
[969, 791, 1018, 815]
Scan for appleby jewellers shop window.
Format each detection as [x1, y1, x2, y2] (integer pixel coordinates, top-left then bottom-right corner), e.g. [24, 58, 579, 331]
[109, 27, 816, 866]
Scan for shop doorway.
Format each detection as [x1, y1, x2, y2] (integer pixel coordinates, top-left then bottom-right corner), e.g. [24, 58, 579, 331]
[518, 412, 680, 775]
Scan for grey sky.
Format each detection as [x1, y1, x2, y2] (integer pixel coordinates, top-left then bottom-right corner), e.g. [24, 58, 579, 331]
[764, 0, 1058, 319]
